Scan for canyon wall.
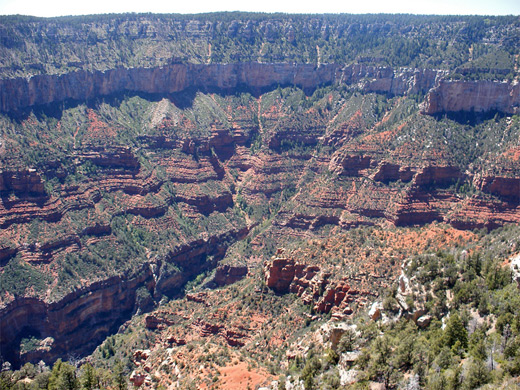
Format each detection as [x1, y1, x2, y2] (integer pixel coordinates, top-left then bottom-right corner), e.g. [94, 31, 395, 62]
[0, 63, 449, 114]
[0, 63, 339, 113]
[0, 267, 152, 368]
[421, 79, 520, 115]
[0, 226, 248, 367]
[2, 62, 516, 115]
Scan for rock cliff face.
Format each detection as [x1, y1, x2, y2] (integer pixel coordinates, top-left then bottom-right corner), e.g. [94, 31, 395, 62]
[212, 264, 248, 286]
[0, 267, 152, 367]
[340, 65, 446, 96]
[0, 169, 46, 195]
[0, 63, 448, 114]
[1, 61, 519, 369]
[0, 63, 340, 113]
[3, 61, 517, 116]
[478, 176, 520, 202]
[421, 79, 520, 115]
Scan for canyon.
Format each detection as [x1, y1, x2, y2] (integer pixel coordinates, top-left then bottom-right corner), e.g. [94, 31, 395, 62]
[0, 13, 519, 375]
[1, 89, 519, 366]
[0, 224, 249, 367]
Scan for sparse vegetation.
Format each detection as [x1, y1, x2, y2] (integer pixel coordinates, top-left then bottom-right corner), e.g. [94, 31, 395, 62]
[1, 11, 520, 390]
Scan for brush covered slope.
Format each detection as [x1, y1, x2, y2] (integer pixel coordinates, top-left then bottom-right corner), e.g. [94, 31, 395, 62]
[0, 12, 519, 389]
[3, 224, 520, 389]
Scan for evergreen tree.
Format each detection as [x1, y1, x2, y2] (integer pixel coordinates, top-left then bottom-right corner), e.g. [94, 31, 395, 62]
[463, 359, 490, 389]
[56, 363, 79, 390]
[80, 363, 97, 390]
[48, 359, 79, 390]
[47, 359, 63, 390]
[0, 370, 13, 390]
[444, 314, 468, 354]
[112, 361, 127, 390]
[337, 328, 357, 353]
[447, 365, 462, 390]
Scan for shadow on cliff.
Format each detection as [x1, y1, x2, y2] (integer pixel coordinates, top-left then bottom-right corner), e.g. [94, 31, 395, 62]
[4, 90, 196, 122]
[431, 110, 505, 126]
[4, 83, 309, 122]
[7, 102, 65, 123]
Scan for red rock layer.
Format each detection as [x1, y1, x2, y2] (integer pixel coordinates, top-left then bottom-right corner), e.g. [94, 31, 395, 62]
[264, 255, 379, 317]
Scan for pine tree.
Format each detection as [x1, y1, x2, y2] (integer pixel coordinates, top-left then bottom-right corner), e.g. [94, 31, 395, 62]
[80, 363, 97, 390]
[444, 313, 468, 354]
[463, 359, 490, 389]
[56, 364, 79, 390]
[112, 361, 127, 390]
[48, 359, 79, 390]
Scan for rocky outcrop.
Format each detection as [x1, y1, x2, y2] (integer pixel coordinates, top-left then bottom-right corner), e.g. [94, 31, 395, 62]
[130, 371, 152, 388]
[264, 255, 313, 293]
[511, 254, 520, 287]
[318, 323, 358, 351]
[421, 79, 520, 115]
[329, 154, 372, 176]
[413, 166, 463, 188]
[341, 65, 446, 96]
[0, 169, 46, 195]
[184, 318, 249, 347]
[274, 154, 520, 231]
[368, 301, 383, 321]
[264, 253, 375, 316]
[478, 176, 520, 201]
[372, 162, 414, 183]
[75, 146, 139, 171]
[212, 264, 248, 286]
[173, 191, 233, 215]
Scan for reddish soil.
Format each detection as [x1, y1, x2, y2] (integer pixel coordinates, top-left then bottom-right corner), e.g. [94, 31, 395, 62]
[217, 361, 272, 390]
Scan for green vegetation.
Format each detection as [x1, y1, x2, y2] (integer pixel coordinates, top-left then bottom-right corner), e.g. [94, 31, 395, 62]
[1, 85, 518, 306]
[0, 13, 520, 388]
[0, 257, 51, 297]
[280, 224, 520, 389]
[0, 14, 518, 78]
[2, 223, 520, 389]
[0, 358, 128, 390]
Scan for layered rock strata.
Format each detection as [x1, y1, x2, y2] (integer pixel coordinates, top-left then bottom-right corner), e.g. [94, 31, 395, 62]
[3, 61, 517, 116]
[0, 226, 248, 367]
[1, 76, 520, 369]
[421, 79, 520, 115]
[264, 254, 380, 317]
[0, 63, 447, 113]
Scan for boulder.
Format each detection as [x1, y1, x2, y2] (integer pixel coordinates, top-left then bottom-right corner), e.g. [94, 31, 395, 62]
[368, 301, 383, 321]
[129, 370, 147, 387]
[416, 315, 432, 328]
[320, 322, 357, 351]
